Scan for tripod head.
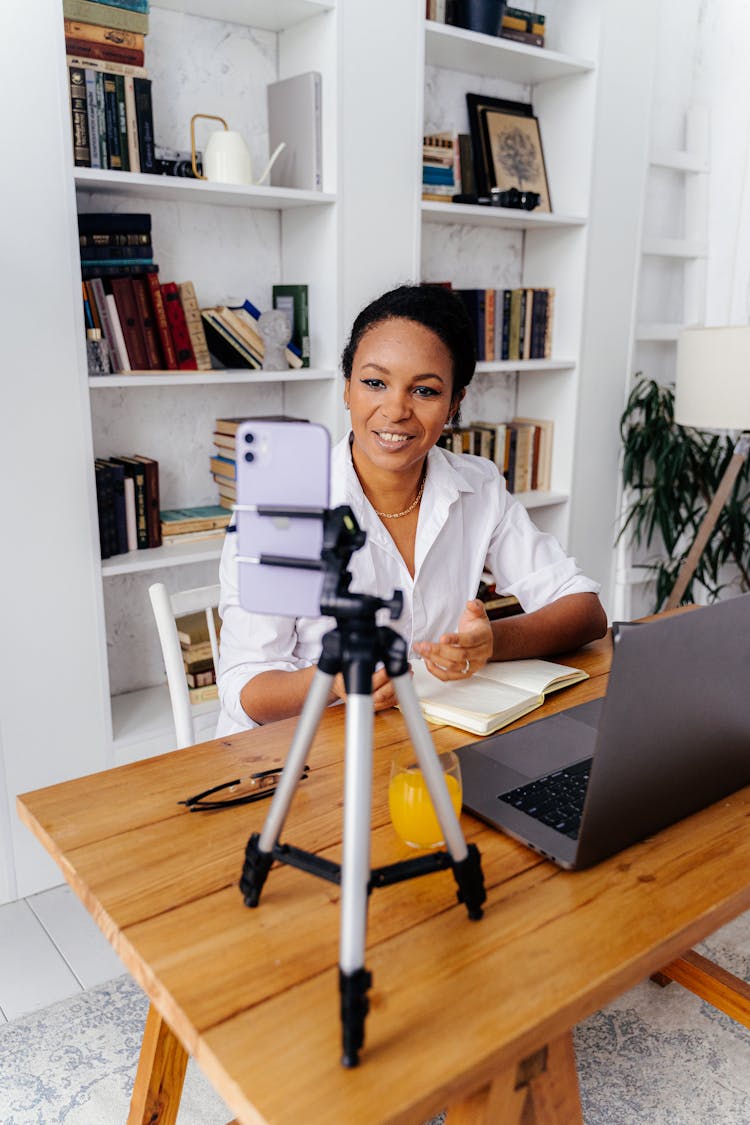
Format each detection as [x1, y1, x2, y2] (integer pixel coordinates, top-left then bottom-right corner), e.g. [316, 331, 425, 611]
[319, 505, 403, 624]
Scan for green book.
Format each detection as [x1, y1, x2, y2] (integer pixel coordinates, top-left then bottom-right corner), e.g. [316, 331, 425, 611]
[160, 506, 231, 536]
[272, 284, 310, 368]
[63, 0, 149, 33]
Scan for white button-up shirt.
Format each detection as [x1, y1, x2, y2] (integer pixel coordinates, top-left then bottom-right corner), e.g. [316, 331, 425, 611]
[216, 433, 600, 735]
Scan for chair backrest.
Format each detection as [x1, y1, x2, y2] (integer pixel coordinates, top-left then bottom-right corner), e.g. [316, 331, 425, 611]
[148, 581, 221, 749]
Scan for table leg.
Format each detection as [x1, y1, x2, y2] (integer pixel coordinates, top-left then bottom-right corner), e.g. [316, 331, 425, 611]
[127, 1003, 189, 1125]
[447, 1031, 583, 1125]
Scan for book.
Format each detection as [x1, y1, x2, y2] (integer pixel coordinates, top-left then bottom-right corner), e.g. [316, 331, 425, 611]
[89, 0, 149, 11]
[111, 455, 148, 547]
[189, 683, 219, 704]
[411, 658, 588, 736]
[267, 71, 322, 191]
[104, 292, 131, 370]
[68, 66, 91, 167]
[65, 38, 145, 67]
[94, 460, 117, 557]
[67, 54, 148, 79]
[176, 606, 221, 647]
[63, 0, 149, 35]
[200, 310, 259, 370]
[123, 475, 137, 550]
[160, 505, 231, 537]
[178, 282, 212, 371]
[78, 212, 151, 234]
[123, 75, 141, 171]
[63, 20, 145, 51]
[131, 275, 163, 368]
[210, 455, 236, 481]
[101, 459, 128, 553]
[145, 272, 176, 368]
[132, 454, 161, 546]
[271, 284, 310, 367]
[133, 77, 156, 173]
[110, 276, 149, 369]
[228, 301, 303, 368]
[161, 281, 197, 369]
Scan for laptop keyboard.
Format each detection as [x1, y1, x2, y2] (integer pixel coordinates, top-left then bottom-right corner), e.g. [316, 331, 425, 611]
[497, 758, 592, 840]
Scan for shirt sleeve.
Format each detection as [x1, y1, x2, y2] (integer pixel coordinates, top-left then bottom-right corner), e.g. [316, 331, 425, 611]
[485, 491, 600, 614]
[216, 530, 311, 730]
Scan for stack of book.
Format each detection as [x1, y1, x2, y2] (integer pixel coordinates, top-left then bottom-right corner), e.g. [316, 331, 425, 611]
[80, 213, 211, 372]
[445, 286, 555, 362]
[94, 453, 160, 558]
[200, 293, 307, 371]
[65, 0, 156, 172]
[437, 416, 553, 494]
[159, 505, 231, 545]
[500, 7, 546, 48]
[176, 608, 221, 705]
[210, 418, 241, 510]
[422, 132, 461, 203]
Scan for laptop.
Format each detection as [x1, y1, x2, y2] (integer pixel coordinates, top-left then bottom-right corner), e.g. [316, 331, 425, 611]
[456, 595, 750, 869]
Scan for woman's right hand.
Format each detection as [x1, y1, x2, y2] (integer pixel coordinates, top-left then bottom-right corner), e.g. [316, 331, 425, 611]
[329, 665, 400, 712]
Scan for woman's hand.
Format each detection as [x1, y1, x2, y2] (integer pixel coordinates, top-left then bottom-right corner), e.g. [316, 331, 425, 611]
[413, 599, 493, 681]
[329, 665, 400, 711]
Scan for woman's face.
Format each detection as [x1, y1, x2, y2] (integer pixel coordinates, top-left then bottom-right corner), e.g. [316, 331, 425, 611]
[344, 317, 460, 477]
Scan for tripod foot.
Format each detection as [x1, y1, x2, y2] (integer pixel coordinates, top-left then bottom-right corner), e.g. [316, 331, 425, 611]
[452, 843, 486, 920]
[339, 967, 372, 1067]
[239, 832, 273, 907]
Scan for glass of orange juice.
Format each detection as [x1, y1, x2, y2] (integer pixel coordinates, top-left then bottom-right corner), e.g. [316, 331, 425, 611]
[388, 747, 462, 849]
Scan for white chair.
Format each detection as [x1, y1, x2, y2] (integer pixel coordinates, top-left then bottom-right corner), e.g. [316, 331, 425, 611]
[148, 581, 221, 749]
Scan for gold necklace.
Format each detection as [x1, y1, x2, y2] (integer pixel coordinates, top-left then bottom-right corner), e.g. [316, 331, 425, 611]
[373, 468, 426, 519]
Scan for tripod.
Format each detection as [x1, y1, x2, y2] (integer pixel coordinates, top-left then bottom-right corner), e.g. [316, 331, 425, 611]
[238, 506, 486, 1067]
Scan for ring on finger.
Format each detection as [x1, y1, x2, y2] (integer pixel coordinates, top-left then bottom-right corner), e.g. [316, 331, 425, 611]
[462, 657, 470, 675]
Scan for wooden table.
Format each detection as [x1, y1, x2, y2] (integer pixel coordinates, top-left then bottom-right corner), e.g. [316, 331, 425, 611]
[17, 628, 750, 1124]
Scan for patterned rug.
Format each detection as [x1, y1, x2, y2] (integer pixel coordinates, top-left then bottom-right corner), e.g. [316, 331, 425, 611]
[1, 912, 749, 1124]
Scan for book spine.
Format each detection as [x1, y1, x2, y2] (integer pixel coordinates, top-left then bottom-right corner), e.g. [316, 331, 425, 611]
[104, 292, 131, 371]
[85, 0, 149, 12]
[499, 27, 545, 47]
[63, 20, 144, 50]
[133, 457, 162, 547]
[133, 77, 156, 173]
[106, 462, 129, 553]
[484, 288, 495, 364]
[62, 0, 149, 34]
[68, 66, 91, 167]
[131, 466, 148, 548]
[161, 282, 197, 370]
[178, 282, 213, 371]
[67, 54, 147, 79]
[110, 276, 149, 369]
[80, 245, 153, 260]
[94, 462, 116, 557]
[123, 476, 138, 551]
[78, 211, 152, 235]
[123, 75, 141, 172]
[94, 70, 108, 169]
[272, 285, 310, 367]
[87, 277, 114, 352]
[114, 73, 129, 172]
[145, 273, 177, 369]
[84, 69, 101, 168]
[65, 38, 145, 68]
[131, 275, 163, 369]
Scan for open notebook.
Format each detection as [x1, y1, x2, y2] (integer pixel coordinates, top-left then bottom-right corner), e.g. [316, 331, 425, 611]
[411, 658, 589, 736]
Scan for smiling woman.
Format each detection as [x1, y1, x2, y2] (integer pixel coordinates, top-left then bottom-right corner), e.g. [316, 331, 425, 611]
[215, 284, 606, 735]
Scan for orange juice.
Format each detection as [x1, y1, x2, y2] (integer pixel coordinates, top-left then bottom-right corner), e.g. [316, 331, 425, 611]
[388, 769, 462, 849]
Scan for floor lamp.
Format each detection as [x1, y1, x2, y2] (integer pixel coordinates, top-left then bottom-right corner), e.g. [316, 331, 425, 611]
[665, 324, 750, 610]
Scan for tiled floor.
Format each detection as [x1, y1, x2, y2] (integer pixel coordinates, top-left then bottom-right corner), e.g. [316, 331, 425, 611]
[0, 884, 124, 1023]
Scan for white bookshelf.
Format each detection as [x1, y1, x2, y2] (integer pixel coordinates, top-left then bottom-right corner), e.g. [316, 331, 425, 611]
[418, 4, 601, 543]
[74, 1, 342, 762]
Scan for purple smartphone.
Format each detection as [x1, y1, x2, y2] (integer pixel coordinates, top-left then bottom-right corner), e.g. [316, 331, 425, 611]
[235, 420, 331, 618]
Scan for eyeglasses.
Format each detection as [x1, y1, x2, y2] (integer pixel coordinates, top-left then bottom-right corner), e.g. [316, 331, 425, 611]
[179, 765, 309, 811]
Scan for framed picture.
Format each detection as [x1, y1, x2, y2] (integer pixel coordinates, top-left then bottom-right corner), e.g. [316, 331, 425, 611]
[465, 93, 533, 199]
[480, 107, 552, 212]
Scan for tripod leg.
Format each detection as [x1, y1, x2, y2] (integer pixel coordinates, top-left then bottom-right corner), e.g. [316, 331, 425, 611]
[392, 672, 486, 920]
[240, 668, 334, 907]
[339, 693, 374, 1067]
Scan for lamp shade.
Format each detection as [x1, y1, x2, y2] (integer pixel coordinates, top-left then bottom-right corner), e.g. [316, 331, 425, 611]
[674, 325, 750, 431]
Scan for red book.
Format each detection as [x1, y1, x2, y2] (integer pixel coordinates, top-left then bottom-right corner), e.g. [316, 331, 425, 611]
[131, 275, 163, 369]
[160, 281, 197, 370]
[110, 276, 150, 370]
[145, 273, 178, 370]
[64, 38, 145, 67]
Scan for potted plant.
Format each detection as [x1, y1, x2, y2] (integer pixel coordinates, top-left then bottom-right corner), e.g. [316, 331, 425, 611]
[618, 375, 750, 610]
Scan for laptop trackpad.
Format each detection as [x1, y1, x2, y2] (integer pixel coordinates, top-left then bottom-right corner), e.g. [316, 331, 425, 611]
[462, 701, 602, 783]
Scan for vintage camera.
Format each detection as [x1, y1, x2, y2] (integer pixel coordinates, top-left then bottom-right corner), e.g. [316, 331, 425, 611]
[155, 146, 203, 178]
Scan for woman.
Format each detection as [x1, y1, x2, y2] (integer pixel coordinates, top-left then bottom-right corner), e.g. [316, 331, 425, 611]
[216, 285, 606, 735]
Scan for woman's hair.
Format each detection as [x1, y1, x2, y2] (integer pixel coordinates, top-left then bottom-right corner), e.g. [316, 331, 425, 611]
[340, 284, 476, 401]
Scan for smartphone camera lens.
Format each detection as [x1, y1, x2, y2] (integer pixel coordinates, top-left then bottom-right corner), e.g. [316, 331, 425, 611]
[244, 451, 254, 463]
[244, 432, 254, 444]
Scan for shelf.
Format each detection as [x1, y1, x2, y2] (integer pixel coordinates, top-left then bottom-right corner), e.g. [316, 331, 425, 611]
[424, 21, 594, 83]
[650, 149, 708, 174]
[475, 358, 575, 374]
[515, 490, 568, 510]
[641, 236, 707, 259]
[89, 368, 336, 388]
[101, 536, 225, 577]
[635, 323, 683, 342]
[111, 682, 219, 755]
[152, 0, 334, 32]
[422, 201, 586, 230]
[75, 169, 336, 210]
